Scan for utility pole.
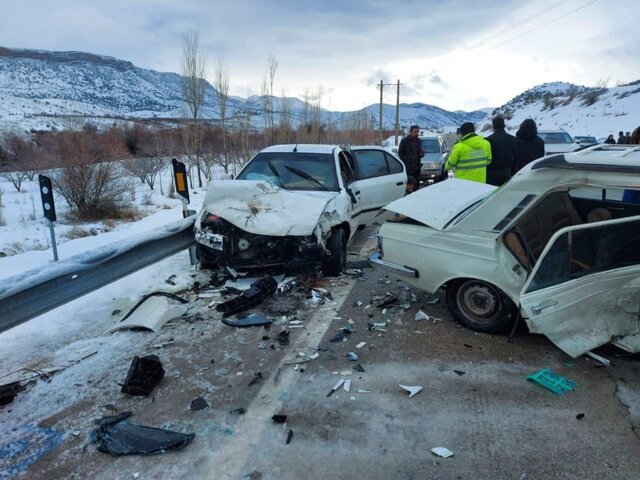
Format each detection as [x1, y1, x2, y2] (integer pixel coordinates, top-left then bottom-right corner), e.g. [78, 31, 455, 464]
[377, 80, 397, 145]
[395, 79, 403, 146]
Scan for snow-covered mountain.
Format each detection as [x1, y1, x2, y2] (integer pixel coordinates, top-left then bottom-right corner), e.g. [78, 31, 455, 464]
[481, 81, 640, 139]
[0, 47, 488, 133]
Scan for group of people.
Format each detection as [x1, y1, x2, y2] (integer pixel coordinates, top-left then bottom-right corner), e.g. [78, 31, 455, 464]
[398, 119, 640, 188]
[605, 131, 634, 144]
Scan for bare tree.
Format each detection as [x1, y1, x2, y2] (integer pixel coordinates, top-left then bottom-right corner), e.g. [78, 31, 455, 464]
[214, 56, 230, 173]
[0, 134, 31, 191]
[277, 89, 293, 144]
[181, 29, 208, 188]
[261, 54, 278, 146]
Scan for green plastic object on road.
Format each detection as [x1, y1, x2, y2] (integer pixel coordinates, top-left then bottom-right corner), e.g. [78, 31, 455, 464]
[527, 368, 578, 395]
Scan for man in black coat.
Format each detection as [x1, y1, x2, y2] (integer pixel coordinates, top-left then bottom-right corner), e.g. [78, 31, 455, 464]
[514, 118, 545, 172]
[486, 116, 518, 186]
[397, 125, 424, 182]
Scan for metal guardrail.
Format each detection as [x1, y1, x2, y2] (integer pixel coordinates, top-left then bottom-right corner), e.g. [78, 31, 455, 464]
[0, 216, 196, 334]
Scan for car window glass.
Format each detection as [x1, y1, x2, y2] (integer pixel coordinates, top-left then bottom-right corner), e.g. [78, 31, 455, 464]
[526, 219, 640, 293]
[354, 150, 390, 179]
[420, 138, 440, 152]
[338, 153, 353, 185]
[539, 132, 573, 144]
[569, 187, 602, 200]
[385, 153, 403, 174]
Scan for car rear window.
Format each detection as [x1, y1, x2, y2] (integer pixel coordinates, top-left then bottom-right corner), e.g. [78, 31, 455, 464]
[539, 132, 573, 144]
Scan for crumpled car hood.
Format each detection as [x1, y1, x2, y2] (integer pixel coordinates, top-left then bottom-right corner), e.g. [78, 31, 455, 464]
[200, 180, 337, 236]
[383, 178, 496, 230]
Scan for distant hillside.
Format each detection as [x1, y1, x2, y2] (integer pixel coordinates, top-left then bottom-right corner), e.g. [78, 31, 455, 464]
[0, 47, 489, 133]
[482, 81, 640, 139]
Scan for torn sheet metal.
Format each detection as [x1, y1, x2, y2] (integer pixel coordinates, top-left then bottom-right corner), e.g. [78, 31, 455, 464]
[109, 295, 187, 333]
[92, 412, 195, 455]
[216, 277, 277, 317]
[199, 180, 337, 237]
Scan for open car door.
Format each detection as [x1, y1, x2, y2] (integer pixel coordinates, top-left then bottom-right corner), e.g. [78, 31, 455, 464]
[519, 216, 640, 357]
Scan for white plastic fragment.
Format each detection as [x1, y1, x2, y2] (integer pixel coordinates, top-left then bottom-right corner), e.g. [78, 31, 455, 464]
[431, 447, 454, 458]
[309, 352, 320, 360]
[289, 320, 303, 326]
[355, 341, 367, 349]
[332, 378, 345, 391]
[339, 370, 353, 376]
[346, 352, 359, 361]
[133, 473, 140, 479]
[357, 389, 372, 393]
[343, 379, 351, 392]
[586, 351, 611, 366]
[415, 310, 430, 321]
[399, 384, 423, 398]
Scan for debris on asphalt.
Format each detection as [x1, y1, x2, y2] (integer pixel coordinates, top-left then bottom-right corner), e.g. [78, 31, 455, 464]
[230, 408, 246, 415]
[357, 389, 371, 393]
[222, 313, 273, 328]
[311, 288, 334, 302]
[330, 330, 350, 343]
[346, 352, 359, 361]
[355, 341, 367, 349]
[277, 331, 290, 346]
[309, 352, 320, 360]
[368, 322, 387, 332]
[277, 277, 298, 294]
[353, 300, 363, 307]
[153, 339, 175, 349]
[248, 371, 263, 386]
[286, 429, 294, 445]
[527, 369, 577, 395]
[453, 370, 466, 376]
[431, 447, 454, 458]
[338, 369, 353, 376]
[353, 364, 365, 373]
[110, 293, 189, 333]
[576, 413, 585, 420]
[415, 310, 429, 321]
[425, 296, 440, 305]
[92, 412, 195, 455]
[121, 355, 165, 397]
[272, 414, 288, 424]
[375, 294, 397, 308]
[0, 381, 25, 406]
[586, 351, 611, 366]
[216, 277, 277, 317]
[190, 397, 209, 411]
[327, 379, 345, 397]
[343, 379, 351, 392]
[399, 384, 423, 398]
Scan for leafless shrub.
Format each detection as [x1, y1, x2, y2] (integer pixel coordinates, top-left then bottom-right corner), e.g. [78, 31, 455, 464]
[581, 88, 606, 106]
[66, 226, 93, 240]
[141, 193, 154, 206]
[0, 207, 5, 226]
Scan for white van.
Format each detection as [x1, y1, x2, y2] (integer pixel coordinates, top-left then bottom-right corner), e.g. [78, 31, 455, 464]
[538, 130, 580, 155]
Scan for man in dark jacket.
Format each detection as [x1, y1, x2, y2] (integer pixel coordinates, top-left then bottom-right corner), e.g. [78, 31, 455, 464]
[397, 125, 424, 182]
[514, 118, 545, 172]
[617, 131, 627, 144]
[486, 116, 517, 186]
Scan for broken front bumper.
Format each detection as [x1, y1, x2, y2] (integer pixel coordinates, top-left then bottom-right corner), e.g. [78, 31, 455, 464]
[369, 251, 419, 278]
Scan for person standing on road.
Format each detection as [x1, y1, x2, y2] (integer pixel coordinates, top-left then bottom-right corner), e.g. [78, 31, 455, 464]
[625, 132, 632, 143]
[604, 134, 616, 144]
[617, 131, 627, 144]
[514, 119, 545, 172]
[445, 122, 492, 183]
[398, 125, 424, 184]
[486, 116, 518, 186]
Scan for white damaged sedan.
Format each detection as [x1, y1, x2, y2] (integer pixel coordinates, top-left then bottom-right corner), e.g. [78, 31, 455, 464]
[372, 145, 640, 357]
[195, 144, 406, 276]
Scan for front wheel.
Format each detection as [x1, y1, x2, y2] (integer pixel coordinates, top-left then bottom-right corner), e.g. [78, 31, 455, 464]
[322, 227, 346, 277]
[445, 279, 516, 333]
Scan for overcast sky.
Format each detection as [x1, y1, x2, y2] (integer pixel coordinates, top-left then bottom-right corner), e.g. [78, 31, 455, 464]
[1, 0, 638, 112]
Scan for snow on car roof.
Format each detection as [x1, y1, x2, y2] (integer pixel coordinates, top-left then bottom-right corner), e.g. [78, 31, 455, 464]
[531, 145, 640, 171]
[260, 144, 337, 154]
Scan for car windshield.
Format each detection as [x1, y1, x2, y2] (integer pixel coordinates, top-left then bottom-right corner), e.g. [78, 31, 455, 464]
[421, 138, 440, 152]
[237, 152, 339, 191]
[575, 136, 596, 143]
[539, 132, 573, 144]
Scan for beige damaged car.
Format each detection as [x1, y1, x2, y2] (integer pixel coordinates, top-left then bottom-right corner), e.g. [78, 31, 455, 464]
[371, 144, 640, 357]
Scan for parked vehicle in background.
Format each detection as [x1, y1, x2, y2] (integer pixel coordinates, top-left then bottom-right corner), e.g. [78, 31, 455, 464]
[574, 135, 598, 147]
[418, 135, 449, 182]
[538, 130, 581, 155]
[371, 144, 640, 358]
[194, 144, 406, 276]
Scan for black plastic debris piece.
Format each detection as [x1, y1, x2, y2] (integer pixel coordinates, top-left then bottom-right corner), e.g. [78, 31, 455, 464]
[121, 355, 165, 396]
[0, 381, 25, 406]
[375, 295, 398, 308]
[190, 397, 209, 411]
[222, 313, 273, 328]
[103, 404, 118, 412]
[92, 412, 195, 456]
[244, 471, 263, 480]
[330, 331, 347, 343]
[272, 414, 288, 424]
[353, 364, 365, 373]
[111, 309, 121, 316]
[248, 372, 263, 386]
[463, 343, 473, 349]
[277, 331, 290, 346]
[216, 277, 277, 317]
[453, 370, 466, 376]
[576, 413, 585, 420]
[230, 408, 246, 415]
[286, 429, 294, 445]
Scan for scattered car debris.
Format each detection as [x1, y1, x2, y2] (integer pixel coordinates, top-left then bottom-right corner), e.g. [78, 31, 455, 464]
[415, 310, 430, 321]
[576, 413, 585, 420]
[309, 352, 320, 360]
[272, 414, 288, 424]
[121, 355, 164, 397]
[286, 429, 294, 445]
[343, 379, 351, 392]
[153, 339, 175, 349]
[230, 408, 246, 415]
[453, 370, 466, 376]
[330, 330, 350, 343]
[0, 381, 25, 406]
[425, 296, 440, 305]
[91, 412, 195, 455]
[431, 447, 454, 458]
[355, 341, 367, 349]
[375, 294, 398, 308]
[586, 351, 611, 366]
[527, 369, 577, 395]
[277, 277, 298, 294]
[222, 313, 273, 328]
[353, 300, 363, 307]
[368, 322, 387, 332]
[248, 372, 263, 386]
[399, 385, 423, 398]
[346, 352, 359, 362]
[277, 331, 290, 346]
[216, 277, 277, 317]
[190, 397, 209, 411]
[311, 288, 334, 302]
[110, 293, 188, 333]
[357, 389, 371, 393]
[327, 379, 345, 397]
[353, 364, 365, 373]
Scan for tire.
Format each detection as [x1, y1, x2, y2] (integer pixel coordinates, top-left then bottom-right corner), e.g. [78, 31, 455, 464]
[445, 279, 516, 333]
[322, 227, 347, 277]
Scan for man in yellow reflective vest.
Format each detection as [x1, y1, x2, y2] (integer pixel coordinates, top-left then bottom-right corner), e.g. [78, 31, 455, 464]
[445, 122, 492, 183]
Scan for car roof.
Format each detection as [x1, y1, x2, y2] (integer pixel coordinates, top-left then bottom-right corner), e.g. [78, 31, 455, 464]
[531, 145, 640, 172]
[260, 144, 337, 154]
